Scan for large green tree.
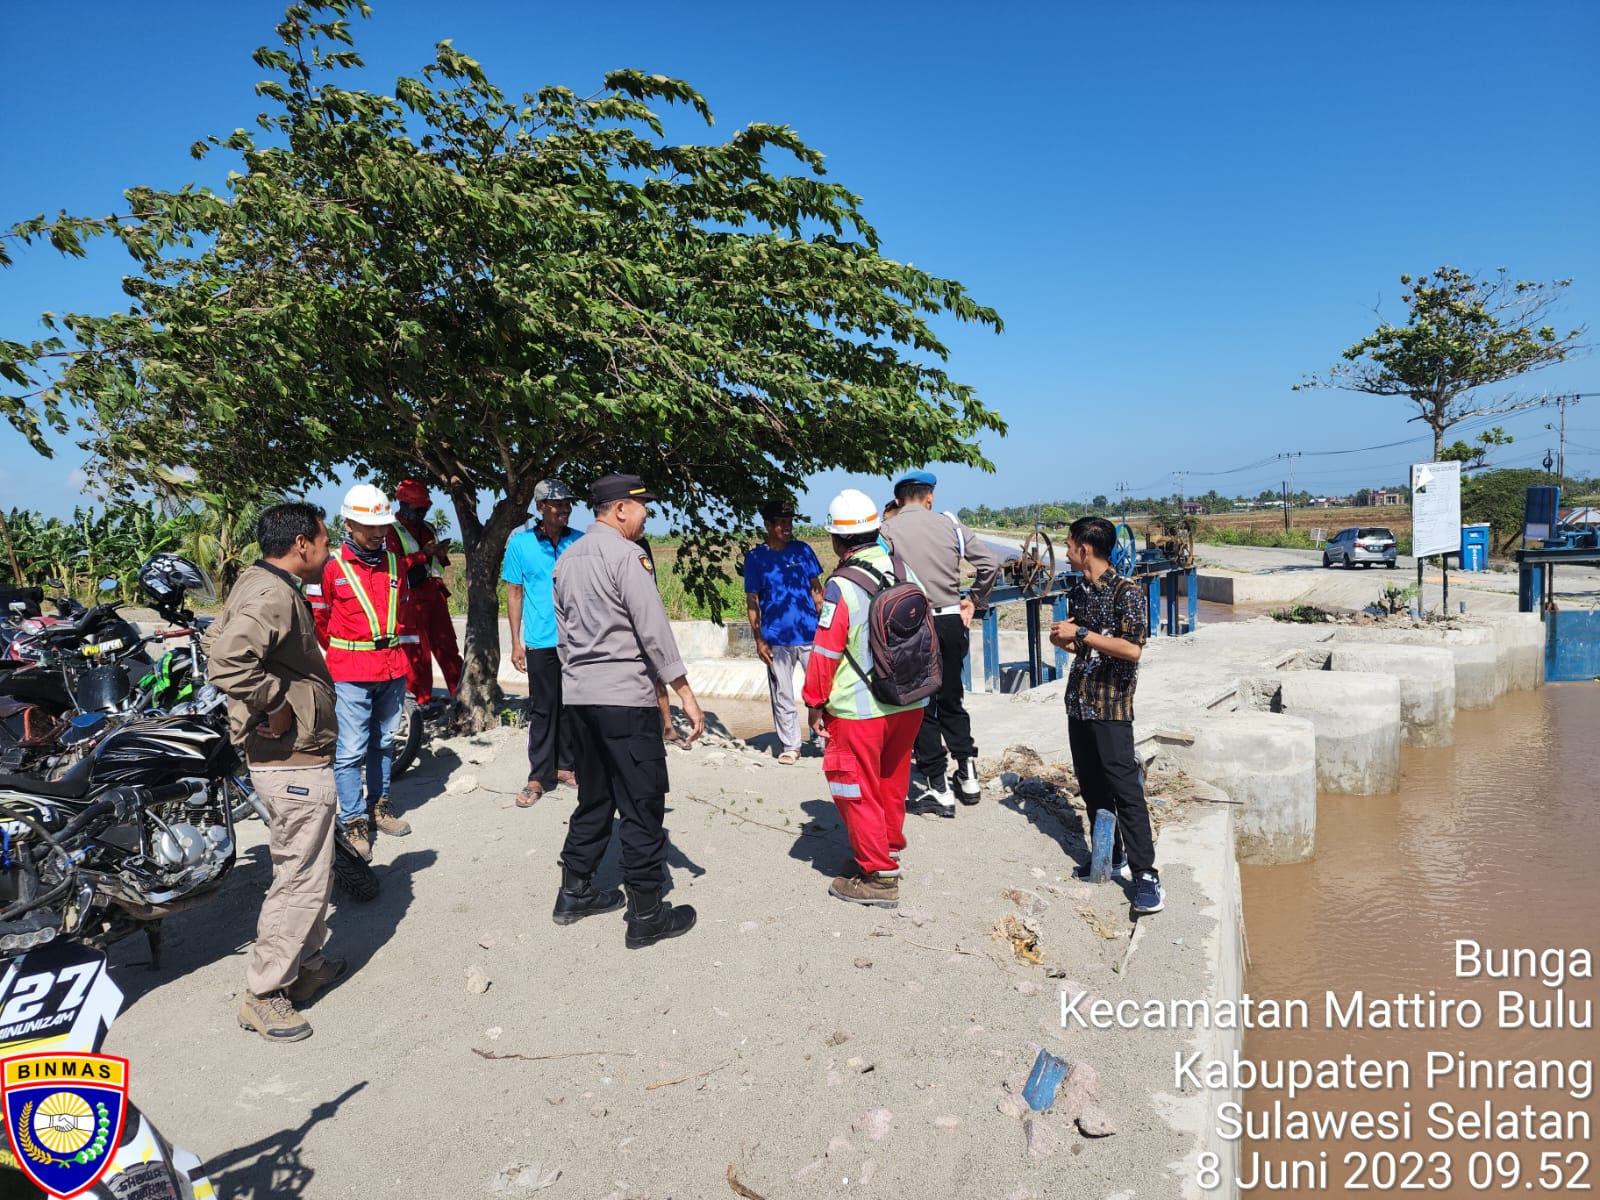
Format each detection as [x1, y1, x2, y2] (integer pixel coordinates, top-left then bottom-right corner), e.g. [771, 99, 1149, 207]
[1297, 267, 1584, 460]
[2, 1, 1005, 728]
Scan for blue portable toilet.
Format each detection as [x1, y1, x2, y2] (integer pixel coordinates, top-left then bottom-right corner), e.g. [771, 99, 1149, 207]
[1460, 524, 1490, 571]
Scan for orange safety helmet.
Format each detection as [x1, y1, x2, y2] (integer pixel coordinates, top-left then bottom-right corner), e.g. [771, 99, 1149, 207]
[395, 479, 430, 507]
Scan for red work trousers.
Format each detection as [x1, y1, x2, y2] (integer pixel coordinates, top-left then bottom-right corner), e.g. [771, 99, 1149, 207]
[822, 708, 922, 876]
[404, 582, 463, 701]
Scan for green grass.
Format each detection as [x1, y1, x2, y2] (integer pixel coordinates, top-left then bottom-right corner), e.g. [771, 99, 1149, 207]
[1202, 526, 1318, 550]
[1202, 526, 1415, 556]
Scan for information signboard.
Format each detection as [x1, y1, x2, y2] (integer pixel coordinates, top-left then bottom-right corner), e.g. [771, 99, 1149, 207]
[1410, 460, 1462, 559]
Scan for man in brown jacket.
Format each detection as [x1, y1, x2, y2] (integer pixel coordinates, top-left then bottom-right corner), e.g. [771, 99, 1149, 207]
[207, 502, 342, 1042]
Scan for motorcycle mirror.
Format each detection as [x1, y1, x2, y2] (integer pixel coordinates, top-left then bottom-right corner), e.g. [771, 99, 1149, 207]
[47, 578, 65, 589]
[99, 578, 119, 593]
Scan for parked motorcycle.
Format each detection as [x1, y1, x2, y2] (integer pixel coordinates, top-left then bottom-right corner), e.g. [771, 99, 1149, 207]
[134, 555, 379, 904]
[0, 942, 215, 1196]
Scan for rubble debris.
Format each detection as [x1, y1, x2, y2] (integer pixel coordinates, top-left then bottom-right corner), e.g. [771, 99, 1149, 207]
[1076, 1104, 1116, 1137]
[853, 1107, 894, 1142]
[994, 913, 1043, 964]
[487, 1160, 561, 1196]
[1024, 1114, 1063, 1158]
[1000, 887, 1050, 917]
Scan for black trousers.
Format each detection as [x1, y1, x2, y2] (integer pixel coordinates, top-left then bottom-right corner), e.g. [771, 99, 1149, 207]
[914, 613, 977, 778]
[1067, 717, 1157, 877]
[560, 704, 671, 891]
[525, 647, 573, 787]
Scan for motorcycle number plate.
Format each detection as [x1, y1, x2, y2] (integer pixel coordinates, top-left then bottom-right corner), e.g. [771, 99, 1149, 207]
[0, 942, 121, 1055]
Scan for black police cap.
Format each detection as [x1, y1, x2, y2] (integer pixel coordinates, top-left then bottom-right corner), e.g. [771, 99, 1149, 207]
[590, 473, 658, 505]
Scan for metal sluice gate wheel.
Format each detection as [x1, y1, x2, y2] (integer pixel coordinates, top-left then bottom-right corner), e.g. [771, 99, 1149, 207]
[1010, 528, 1056, 598]
[1111, 522, 1138, 575]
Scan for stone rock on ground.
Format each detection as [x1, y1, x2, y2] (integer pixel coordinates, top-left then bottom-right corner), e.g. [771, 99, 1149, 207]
[853, 1107, 893, 1141]
[1024, 1114, 1065, 1158]
[1077, 1104, 1116, 1137]
[487, 1160, 561, 1195]
[1053, 1062, 1101, 1122]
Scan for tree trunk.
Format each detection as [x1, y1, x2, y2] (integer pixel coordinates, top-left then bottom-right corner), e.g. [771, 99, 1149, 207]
[451, 492, 530, 733]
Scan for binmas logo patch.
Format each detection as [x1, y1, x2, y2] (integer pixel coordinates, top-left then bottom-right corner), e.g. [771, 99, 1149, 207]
[2, 1053, 128, 1198]
[638, 554, 654, 574]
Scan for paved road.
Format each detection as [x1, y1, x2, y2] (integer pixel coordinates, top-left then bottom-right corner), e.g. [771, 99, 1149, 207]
[1194, 541, 1600, 613]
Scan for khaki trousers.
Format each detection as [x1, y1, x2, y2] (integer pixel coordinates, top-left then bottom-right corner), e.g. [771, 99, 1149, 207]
[245, 764, 336, 997]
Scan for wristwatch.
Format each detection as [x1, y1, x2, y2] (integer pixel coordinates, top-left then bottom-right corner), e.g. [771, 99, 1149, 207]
[1073, 627, 1090, 651]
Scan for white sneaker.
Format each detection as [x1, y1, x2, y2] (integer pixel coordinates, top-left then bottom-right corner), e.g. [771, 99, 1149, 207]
[906, 774, 956, 818]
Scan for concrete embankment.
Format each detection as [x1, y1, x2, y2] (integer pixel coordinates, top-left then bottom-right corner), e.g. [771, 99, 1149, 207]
[955, 605, 1548, 1199]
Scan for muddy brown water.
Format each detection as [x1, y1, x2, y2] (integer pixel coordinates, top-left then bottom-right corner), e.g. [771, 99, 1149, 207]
[1238, 685, 1598, 1196]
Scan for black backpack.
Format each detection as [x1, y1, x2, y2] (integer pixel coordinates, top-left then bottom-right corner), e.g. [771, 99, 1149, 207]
[831, 553, 942, 707]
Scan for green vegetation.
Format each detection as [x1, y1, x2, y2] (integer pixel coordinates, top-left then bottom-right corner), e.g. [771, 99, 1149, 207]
[3, 2, 1003, 728]
[2, 493, 278, 604]
[1462, 468, 1571, 554]
[1297, 266, 1584, 460]
[1271, 605, 1333, 624]
[1204, 526, 1319, 551]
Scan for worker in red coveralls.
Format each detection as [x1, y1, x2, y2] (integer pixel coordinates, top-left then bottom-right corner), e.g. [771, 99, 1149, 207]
[801, 489, 927, 910]
[310, 484, 426, 860]
[392, 479, 462, 704]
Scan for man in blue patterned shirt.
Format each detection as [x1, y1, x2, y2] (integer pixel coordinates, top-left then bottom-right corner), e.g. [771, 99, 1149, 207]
[1049, 516, 1164, 914]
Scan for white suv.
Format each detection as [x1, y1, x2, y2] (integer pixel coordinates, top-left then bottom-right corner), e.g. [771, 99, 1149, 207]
[1322, 526, 1398, 568]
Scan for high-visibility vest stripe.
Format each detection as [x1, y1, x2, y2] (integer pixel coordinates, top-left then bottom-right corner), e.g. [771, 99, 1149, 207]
[331, 551, 399, 650]
[395, 520, 444, 579]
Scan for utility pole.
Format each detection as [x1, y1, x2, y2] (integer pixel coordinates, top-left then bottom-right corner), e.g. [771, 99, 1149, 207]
[1115, 481, 1131, 519]
[1173, 471, 1188, 509]
[1278, 452, 1302, 531]
[1542, 394, 1580, 479]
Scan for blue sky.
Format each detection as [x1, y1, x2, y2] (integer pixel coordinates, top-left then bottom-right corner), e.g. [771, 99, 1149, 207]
[3, 0, 1596, 528]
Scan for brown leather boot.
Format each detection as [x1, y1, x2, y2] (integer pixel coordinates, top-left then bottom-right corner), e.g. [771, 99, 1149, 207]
[828, 872, 899, 908]
[373, 797, 411, 836]
[343, 817, 372, 863]
[238, 990, 312, 1042]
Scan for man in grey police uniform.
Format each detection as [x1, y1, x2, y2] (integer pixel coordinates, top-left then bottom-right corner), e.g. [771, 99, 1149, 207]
[882, 469, 1001, 816]
[550, 473, 707, 948]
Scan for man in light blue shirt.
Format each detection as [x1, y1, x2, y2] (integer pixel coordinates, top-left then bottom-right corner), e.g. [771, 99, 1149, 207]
[503, 479, 583, 808]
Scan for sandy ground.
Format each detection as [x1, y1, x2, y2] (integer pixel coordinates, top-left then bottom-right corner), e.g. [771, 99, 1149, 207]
[100, 695, 1221, 1200]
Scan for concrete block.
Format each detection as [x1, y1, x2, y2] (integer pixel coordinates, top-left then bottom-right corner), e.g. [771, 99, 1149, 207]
[1171, 712, 1317, 865]
[1275, 671, 1401, 795]
[1326, 643, 1455, 747]
[1479, 613, 1546, 690]
[670, 620, 733, 660]
[685, 658, 794, 701]
[1439, 627, 1504, 709]
[1195, 571, 1310, 606]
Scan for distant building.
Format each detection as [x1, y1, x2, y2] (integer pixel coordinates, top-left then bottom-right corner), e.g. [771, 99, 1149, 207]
[1365, 490, 1405, 507]
[1182, 501, 1206, 516]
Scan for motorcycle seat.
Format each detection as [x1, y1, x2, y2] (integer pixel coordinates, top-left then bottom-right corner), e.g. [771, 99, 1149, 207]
[0, 752, 96, 800]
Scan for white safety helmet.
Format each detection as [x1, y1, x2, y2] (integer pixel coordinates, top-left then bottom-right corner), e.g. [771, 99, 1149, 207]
[340, 483, 396, 526]
[825, 489, 881, 535]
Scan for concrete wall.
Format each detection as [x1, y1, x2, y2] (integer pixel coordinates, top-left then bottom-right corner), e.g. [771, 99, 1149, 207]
[1325, 643, 1455, 747]
[1168, 712, 1318, 864]
[1275, 671, 1401, 795]
[1160, 800, 1245, 1200]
